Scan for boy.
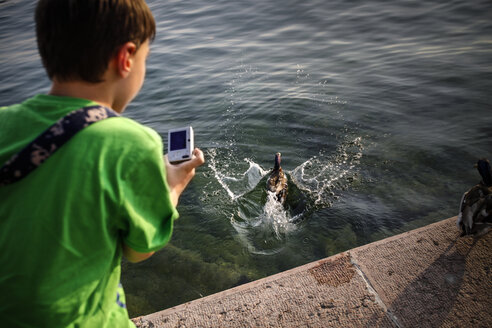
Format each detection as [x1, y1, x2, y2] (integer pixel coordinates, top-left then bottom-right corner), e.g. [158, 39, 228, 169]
[0, 0, 205, 327]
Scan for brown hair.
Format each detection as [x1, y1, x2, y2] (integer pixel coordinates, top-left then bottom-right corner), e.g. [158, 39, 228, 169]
[35, 0, 156, 82]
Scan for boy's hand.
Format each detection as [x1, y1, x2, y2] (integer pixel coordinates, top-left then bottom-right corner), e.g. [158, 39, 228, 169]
[164, 148, 205, 207]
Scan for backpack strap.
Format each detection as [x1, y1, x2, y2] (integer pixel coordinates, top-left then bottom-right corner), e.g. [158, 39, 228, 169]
[0, 105, 119, 186]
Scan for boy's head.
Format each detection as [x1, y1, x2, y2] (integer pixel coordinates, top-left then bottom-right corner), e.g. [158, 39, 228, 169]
[35, 0, 155, 83]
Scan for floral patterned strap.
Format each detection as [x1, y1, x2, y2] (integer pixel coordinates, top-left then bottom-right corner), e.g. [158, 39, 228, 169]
[0, 105, 119, 187]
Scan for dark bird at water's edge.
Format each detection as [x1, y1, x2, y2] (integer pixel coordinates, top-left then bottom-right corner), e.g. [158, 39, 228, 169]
[267, 152, 288, 205]
[458, 158, 492, 236]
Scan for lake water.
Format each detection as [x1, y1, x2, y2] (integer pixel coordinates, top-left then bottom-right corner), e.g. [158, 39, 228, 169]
[1, 0, 491, 317]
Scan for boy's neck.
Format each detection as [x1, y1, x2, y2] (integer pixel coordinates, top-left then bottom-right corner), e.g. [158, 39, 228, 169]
[49, 78, 120, 113]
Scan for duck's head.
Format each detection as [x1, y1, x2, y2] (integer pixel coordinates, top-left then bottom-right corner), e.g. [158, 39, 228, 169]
[274, 152, 281, 170]
[476, 158, 492, 187]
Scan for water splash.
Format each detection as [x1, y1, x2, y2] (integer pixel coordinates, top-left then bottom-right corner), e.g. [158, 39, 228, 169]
[203, 135, 363, 254]
[200, 62, 364, 254]
[231, 191, 297, 255]
[292, 136, 363, 207]
[207, 148, 267, 200]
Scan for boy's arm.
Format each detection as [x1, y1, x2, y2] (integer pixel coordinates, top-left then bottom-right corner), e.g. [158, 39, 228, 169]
[122, 148, 205, 263]
[123, 244, 155, 263]
[164, 148, 205, 207]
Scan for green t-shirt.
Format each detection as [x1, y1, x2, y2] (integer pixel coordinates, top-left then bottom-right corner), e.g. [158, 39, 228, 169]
[0, 95, 179, 327]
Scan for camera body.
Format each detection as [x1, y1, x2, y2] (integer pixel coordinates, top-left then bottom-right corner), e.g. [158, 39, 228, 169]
[168, 126, 194, 164]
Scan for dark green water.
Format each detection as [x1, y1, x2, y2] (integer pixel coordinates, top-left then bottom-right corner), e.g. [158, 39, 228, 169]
[1, 0, 491, 317]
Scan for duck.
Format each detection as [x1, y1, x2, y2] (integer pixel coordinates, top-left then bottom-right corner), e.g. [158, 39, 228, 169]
[457, 158, 492, 236]
[266, 152, 288, 205]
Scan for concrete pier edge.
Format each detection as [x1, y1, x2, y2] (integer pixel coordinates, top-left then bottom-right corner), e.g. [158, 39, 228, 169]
[132, 217, 491, 327]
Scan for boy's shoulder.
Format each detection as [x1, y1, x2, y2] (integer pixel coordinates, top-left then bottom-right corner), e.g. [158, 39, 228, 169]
[85, 114, 162, 148]
[0, 95, 164, 165]
[15, 94, 161, 144]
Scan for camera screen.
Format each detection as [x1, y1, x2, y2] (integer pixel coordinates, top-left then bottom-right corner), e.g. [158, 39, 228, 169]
[170, 130, 187, 151]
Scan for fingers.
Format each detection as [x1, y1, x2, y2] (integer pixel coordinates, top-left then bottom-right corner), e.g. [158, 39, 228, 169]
[164, 148, 205, 168]
[175, 148, 205, 169]
[191, 148, 205, 166]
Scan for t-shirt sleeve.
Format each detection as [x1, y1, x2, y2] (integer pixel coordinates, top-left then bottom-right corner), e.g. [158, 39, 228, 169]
[118, 127, 179, 253]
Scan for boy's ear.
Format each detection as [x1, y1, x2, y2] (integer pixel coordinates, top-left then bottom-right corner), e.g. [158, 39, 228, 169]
[115, 42, 137, 78]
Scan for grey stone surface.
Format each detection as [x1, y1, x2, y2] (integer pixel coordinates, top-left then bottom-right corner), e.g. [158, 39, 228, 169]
[132, 217, 491, 327]
[351, 217, 492, 328]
